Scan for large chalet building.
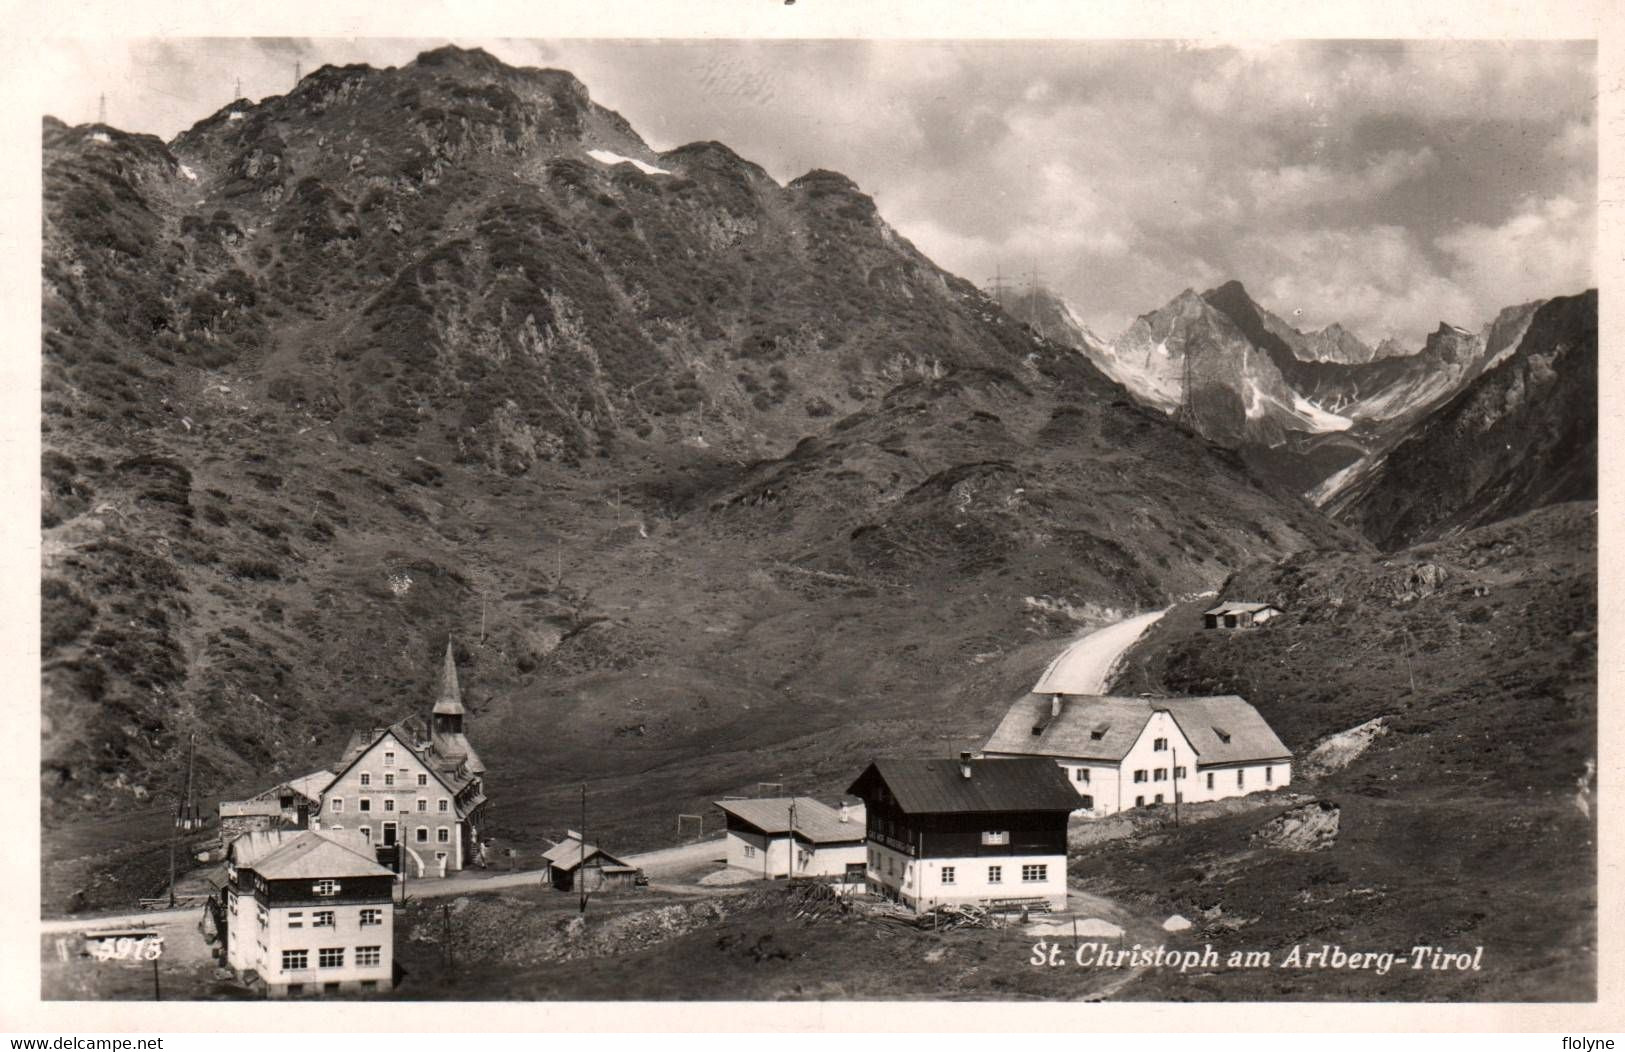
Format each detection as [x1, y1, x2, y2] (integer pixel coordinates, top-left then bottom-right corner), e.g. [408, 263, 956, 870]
[847, 756, 1077, 913]
[222, 828, 396, 997]
[982, 693, 1292, 815]
[314, 642, 489, 876]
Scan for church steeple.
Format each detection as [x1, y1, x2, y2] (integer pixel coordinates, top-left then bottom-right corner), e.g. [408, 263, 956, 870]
[431, 639, 464, 735]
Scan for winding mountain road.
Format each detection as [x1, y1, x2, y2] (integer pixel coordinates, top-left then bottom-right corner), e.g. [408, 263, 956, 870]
[1032, 607, 1171, 695]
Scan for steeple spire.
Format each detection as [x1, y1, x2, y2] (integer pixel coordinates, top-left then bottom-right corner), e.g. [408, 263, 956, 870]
[432, 640, 464, 720]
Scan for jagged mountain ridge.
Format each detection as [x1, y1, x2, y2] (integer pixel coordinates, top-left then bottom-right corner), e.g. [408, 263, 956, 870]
[1325, 290, 1597, 550]
[40, 46, 1364, 910]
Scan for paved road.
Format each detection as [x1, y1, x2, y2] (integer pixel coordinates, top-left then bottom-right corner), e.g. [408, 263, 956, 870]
[1031, 607, 1170, 695]
[40, 836, 730, 935]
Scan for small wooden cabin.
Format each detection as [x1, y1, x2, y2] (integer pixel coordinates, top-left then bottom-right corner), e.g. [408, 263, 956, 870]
[542, 834, 641, 894]
[1204, 601, 1283, 630]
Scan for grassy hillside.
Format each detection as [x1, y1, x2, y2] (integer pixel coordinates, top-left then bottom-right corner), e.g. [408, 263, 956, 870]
[1096, 502, 1596, 1000]
[40, 48, 1360, 913]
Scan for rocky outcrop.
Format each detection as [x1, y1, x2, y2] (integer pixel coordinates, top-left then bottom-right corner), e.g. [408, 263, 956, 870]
[1251, 800, 1341, 851]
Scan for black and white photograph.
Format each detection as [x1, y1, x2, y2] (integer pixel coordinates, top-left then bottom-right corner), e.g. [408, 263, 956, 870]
[16, 0, 1613, 1029]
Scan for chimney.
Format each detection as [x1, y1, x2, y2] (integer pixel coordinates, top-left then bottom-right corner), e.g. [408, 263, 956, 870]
[838, 802, 850, 823]
[1051, 693, 1063, 717]
[959, 751, 974, 779]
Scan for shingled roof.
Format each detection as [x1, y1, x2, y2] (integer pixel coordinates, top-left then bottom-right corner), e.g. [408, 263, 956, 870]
[983, 694, 1291, 765]
[847, 757, 1080, 815]
[716, 797, 866, 844]
[231, 828, 390, 881]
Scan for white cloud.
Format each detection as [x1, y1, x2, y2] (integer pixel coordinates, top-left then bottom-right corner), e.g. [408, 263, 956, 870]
[1247, 148, 1438, 212]
[1435, 194, 1597, 311]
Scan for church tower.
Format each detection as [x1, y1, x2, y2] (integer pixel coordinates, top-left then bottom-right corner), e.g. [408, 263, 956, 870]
[431, 639, 464, 737]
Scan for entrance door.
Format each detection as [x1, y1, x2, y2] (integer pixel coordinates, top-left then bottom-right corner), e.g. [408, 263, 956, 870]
[382, 822, 397, 846]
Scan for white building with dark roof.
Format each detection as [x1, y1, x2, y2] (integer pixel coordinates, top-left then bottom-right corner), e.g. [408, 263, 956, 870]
[715, 797, 867, 888]
[982, 693, 1292, 815]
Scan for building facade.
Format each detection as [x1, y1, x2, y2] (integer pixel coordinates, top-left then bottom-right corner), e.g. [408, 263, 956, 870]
[218, 769, 334, 848]
[1204, 602, 1283, 629]
[223, 829, 395, 997]
[315, 642, 488, 875]
[982, 693, 1293, 816]
[716, 797, 867, 890]
[846, 756, 1076, 913]
[542, 834, 641, 893]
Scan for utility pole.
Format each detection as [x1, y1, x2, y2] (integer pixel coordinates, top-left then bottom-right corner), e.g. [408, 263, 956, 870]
[1171, 744, 1182, 828]
[234, 76, 242, 100]
[152, 958, 160, 1001]
[97, 93, 106, 125]
[441, 902, 454, 974]
[578, 784, 588, 914]
[1401, 628, 1417, 694]
[294, 61, 301, 85]
[785, 799, 797, 880]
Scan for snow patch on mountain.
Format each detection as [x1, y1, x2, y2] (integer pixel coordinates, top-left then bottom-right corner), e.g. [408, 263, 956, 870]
[587, 148, 671, 176]
[1291, 393, 1353, 432]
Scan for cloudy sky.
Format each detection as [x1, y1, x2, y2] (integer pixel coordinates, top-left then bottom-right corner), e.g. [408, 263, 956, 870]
[40, 37, 1596, 347]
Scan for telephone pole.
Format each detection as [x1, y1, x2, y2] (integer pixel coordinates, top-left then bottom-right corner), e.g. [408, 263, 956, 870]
[578, 784, 588, 914]
[97, 93, 106, 125]
[234, 76, 242, 99]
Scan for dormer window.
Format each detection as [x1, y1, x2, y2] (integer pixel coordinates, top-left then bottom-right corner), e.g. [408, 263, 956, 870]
[1214, 727, 1232, 744]
[1090, 723, 1109, 741]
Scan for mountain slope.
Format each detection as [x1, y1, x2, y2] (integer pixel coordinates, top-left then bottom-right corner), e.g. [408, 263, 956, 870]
[1327, 290, 1596, 550]
[39, 47, 1361, 911]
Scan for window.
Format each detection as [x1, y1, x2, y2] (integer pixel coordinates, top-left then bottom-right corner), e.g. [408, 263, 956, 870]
[438, 799, 449, 813]
[1207, 772, 1215, 790]
[318, 947, 345, 969]
[1266, 766, 1274, 784]
[1135, 795, 1145, 807]
[416, 827, 429, 843]
[1175, 766, 1187, 780]
[988, 865, 1003, 884]
[331, 798, 344, 813]
[384, 798, 395, 812]
[361, 908, 383, 927]
[360, 798, 371, 812]
[324, 982, 341, 994]
[288, 983, 304, 995]
[1075, 768, 1090, 783]
[940, 866, 956, 885]
[314, 910, 335, 927]
[360, 773, 371, 786]
[361, 827, 371, 841]
[1080, 794, 1094, 809]
[981, 830, 1009, 846]
[288, 912, 303, 928]
[1021, 864, 1047, 882]
[437, 827, 450, 843]
[1153, 737, 1168, 752]
[417, 774, 428, 787]
[744, 844, 756, 858]
[384, 773, 395, 787]
[1237, 770, 1245, 788]
[313, 880, 340, 897]
[416, 799, 427, 813]
[1133, 769, 1147, 783]
[1154, 769, 1167, 782]
[1155, 793, 1164, 804]
[281, 949, 308, 971]
[384, 751, 395, 767]
[361, 979, 378, 990]
[356, 946, 382, 967]
[1214, 726, 1232, 744]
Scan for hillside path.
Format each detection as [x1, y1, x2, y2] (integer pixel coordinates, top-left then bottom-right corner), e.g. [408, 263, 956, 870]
[1032, 607, 1171, 695]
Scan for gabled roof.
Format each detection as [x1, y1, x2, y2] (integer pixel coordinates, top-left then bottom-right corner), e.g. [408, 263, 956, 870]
[231, 829, 391, 881]
[253, 829, 393, 881]
[328, 720, 483, 811]
[715, 797, 867, 844]
[542, 836, 634, 872]
[847, 758, 1080, 815]
[983, 694, 1291, 765]
[1205, 601, 1282, 616]
[246, 768, 335, 804]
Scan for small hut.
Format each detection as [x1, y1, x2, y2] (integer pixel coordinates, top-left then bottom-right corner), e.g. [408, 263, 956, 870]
[542, 833, 641, 894]
[1203, 602, 1283, 630]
